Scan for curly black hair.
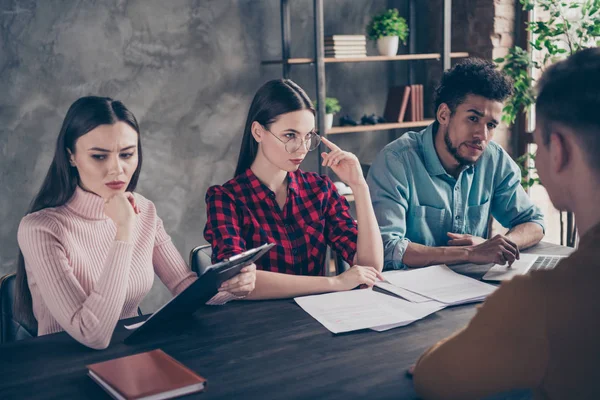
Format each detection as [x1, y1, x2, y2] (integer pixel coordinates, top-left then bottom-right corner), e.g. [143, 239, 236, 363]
[434, 58, 513, 113]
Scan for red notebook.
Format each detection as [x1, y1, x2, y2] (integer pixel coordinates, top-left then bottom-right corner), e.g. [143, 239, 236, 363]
[87, 349, 206, 400]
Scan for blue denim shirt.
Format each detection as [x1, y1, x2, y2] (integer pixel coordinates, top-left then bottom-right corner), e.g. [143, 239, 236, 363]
[367, 124, 545, 270]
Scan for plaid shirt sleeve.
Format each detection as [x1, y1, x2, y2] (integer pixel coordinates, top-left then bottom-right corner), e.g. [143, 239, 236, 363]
[203, 185, 247, 263]
[323, 177, 358, 265]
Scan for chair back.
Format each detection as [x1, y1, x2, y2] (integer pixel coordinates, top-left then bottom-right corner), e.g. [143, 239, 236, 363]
[0, 273, 36, 343]
[334, 250, 351, 274]
[190, 244, 350, 276]
[189, 245, 213, 276]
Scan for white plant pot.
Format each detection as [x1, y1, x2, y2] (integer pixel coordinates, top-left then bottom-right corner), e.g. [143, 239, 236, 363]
[377, 36, 399, 56]
[325, 113, 334, 130]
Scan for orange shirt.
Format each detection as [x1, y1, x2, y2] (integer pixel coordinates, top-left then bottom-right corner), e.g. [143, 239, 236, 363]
[414, 223, 600, 400]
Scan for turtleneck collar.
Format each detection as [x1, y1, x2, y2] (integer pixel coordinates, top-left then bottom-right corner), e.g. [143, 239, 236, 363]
[65, 186, 108, 220]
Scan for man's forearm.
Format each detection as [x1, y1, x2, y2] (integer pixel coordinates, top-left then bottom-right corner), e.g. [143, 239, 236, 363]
[505, 222, 544, 250]
[402, 242, 470, 268]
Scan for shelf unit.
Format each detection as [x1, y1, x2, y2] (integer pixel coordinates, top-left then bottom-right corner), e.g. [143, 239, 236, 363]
[327, 119, 435, 135]
[262, 52, 470, 65]
[263, 0, 463, 175]
[263, 0, 464, 274]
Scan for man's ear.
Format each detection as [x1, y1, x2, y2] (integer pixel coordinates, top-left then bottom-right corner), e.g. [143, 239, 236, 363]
[251, 121, 264, 143]
[548, 131, 569, 174]
[437, 103, 451, 125]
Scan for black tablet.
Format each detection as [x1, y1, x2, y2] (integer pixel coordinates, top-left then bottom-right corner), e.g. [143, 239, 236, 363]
[123, 243, 275, 344]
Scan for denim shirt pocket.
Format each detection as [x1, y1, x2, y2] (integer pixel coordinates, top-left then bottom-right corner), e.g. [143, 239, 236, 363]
[466, 200, 492, 237]
[409, 205, 447, 245]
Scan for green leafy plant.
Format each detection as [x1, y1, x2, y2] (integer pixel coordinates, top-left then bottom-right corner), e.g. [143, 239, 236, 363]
[314, 97, 341, 114]
[516, 151, 540, 188]
[494, 47, 537, 125]
[495, 0, 600, 126]
[494, 0, 600, 188]
[366, 8, 409, 43]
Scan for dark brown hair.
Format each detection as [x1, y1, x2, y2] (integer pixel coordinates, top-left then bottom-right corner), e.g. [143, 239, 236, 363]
[15, 96, 143, 332]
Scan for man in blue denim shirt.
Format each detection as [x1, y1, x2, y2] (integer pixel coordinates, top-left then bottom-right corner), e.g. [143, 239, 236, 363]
[367, 59, 545, 270]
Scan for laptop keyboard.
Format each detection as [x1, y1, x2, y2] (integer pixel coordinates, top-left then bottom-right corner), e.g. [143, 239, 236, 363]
[530, 256, 562, 271]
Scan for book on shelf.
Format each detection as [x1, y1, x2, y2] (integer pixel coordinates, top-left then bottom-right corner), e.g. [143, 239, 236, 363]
[383, 85, 412, 123]
[325, 53, 367, 58]
[324, 51, 367, 55]
[324, 48, 367, 53]
[419, 85, 425, 121]
[325, 38, 366, 42]
[324, 34, 366, 41]
[324, 45, 367, 51]
[87, 349, 207, 400]
[404, 84, 424, 122]
[414, 84, 419, 121]
[324, 42, 367, 48]
[324, 42, 366, 47]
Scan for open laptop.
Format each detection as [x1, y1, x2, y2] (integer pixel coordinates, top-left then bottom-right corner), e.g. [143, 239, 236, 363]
[482, 253, 567, 281]
[123, 242, 275, 344]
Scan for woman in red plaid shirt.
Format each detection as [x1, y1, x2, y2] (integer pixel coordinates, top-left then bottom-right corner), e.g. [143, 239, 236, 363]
[204, 79, 384, 299]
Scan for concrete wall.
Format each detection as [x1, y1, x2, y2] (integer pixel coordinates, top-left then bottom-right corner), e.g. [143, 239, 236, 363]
[2, 0, 503, 312]
[1, 0, 422, 312]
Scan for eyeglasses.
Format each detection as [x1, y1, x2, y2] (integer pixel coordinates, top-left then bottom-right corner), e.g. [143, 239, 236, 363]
[262, 125, 322, 154]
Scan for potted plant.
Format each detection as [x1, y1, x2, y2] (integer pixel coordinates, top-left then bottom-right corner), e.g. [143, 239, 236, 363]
[495, 0, 600, 190]
[314, 97, 342, 130]
[366, 8, 409, 56]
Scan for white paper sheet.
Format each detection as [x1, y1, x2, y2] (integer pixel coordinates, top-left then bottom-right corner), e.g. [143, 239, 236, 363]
[381, 265, 497, 305]
[375, 271, 434, 303]
[294, 289, 445, 334]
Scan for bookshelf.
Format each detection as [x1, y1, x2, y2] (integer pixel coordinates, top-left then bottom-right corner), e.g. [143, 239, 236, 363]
[263, 0, 463, 275]
[327, 120, 435, 135]
[264, 0, 464, 176]
[262, 52, 470, 65]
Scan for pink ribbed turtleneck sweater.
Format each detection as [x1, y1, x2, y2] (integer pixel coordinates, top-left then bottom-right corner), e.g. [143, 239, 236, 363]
[17, 187, 197, 349]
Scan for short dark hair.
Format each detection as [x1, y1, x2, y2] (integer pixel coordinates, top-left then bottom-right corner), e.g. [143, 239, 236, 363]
[434, 58, 513, 113]
[536, 47, 600, 169]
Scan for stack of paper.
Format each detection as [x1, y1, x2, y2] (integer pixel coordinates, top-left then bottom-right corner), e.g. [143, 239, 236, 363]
[376, 265, 497, 306]
[295, 265, 496, 334]
[294, 289, 445, 334]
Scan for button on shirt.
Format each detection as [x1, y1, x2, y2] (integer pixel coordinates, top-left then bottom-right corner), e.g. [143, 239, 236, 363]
[366, 124, 545, 270]
[204, 168, 358, 276]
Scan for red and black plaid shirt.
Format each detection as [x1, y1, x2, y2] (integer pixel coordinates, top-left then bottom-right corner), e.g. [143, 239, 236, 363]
[204, 168, 358, 276]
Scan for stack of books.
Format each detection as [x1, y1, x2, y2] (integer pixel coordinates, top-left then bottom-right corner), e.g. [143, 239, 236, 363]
[324, 35, 367, 58]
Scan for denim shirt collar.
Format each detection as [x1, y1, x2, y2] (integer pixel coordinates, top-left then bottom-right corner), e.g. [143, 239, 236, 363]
[421, 124, 447, 177]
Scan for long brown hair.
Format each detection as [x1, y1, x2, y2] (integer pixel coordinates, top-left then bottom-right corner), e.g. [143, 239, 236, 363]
[14, 96, 143, 332]
[234, 79, 315, 177]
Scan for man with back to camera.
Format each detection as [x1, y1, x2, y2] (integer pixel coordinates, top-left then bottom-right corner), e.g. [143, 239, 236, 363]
[413, 47, 600, 400]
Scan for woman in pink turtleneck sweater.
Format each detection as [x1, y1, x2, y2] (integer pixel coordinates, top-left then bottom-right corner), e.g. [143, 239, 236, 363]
[15, 96, 256, 349]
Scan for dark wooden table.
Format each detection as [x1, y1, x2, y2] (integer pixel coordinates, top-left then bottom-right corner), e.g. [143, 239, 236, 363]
[0, 242, 572, 400]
